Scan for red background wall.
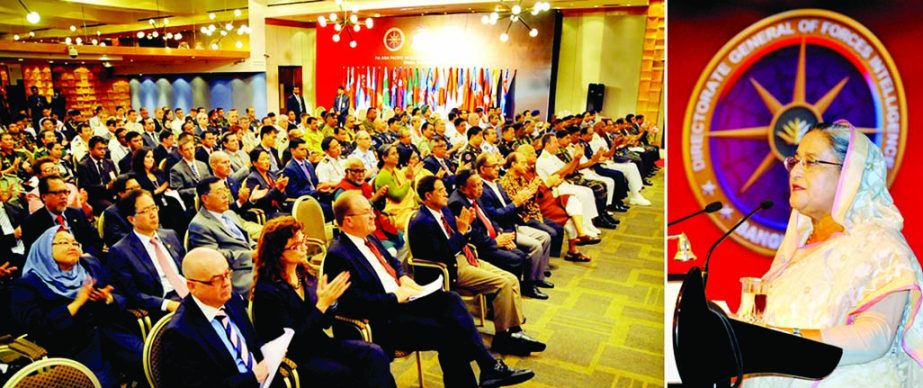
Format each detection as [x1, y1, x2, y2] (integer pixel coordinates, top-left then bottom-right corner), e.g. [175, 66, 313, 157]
[667, 2, 923, 310]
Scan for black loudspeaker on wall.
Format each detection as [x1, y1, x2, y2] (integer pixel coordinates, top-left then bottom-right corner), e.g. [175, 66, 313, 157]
[586, 83, 605, 112]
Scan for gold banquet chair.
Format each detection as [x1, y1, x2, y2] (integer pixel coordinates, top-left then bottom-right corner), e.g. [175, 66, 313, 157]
[142, 312, 174, 388]
[319, 256, 426, 388]
[404, 211, 487, 327]
[292, 195, 332, 270]
[2, 358, 101, 388]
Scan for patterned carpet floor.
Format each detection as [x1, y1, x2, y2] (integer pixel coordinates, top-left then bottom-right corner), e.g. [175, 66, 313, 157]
[390, 168, 665, 388]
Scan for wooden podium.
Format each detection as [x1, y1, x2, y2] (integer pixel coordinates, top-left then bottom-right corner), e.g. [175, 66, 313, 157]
[672, 267, 842, 386]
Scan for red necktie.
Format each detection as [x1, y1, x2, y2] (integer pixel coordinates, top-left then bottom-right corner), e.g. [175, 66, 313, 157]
[440, 214, 478, 267]
[364, 238, 401, 286]
[472, 202, 496, 238]
[55, 214, 66, 227]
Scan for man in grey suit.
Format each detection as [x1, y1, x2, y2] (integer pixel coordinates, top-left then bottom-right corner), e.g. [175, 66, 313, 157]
[170, 137, 209, 209]
[187, 176, 255, 299]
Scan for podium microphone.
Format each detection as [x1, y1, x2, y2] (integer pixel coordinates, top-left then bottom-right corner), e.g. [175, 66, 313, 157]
[668, 201, 723, 227]
[702, 200, 773, 288]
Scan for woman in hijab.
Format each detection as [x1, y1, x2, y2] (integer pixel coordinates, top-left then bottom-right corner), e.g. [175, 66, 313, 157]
[746, 121, 923, 386]
[11, 226, 126, 387]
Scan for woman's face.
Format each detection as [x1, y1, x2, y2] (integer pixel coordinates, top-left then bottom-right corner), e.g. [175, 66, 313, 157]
[254, 152, 271, 172]
[384, 147, 399, 166]
[144, 151, 155, 170]
[789, 131, 842, 220]
[281, 232, 308, 266]
[52, 231, 82, 269]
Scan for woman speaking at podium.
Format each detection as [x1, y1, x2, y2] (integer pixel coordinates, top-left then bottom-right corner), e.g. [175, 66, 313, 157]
[748, 121, 923, 387]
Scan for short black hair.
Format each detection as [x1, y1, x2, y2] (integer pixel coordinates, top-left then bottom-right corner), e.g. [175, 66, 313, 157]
[416, 175, 440, 201]
[321, 136, 337, 152]
[288, 137, 306, 151]
[455, 168, 477, 189]
[117, 189, 153, 217]
[541, 133, 557, 147]
[112, 173, 137, 194]
[38, 175, 65, 196]
[196, 176, 222, 200]
[124, 131, 142, 143]
[260, 125, 278, 138]
[466, 126, 483, 139]
[158, 129, 174, 141]
[387, 117, 398, 126]
[88, 135, 107, 149]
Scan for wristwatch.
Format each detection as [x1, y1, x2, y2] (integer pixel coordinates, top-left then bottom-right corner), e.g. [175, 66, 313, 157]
[792, 327, 803, 337]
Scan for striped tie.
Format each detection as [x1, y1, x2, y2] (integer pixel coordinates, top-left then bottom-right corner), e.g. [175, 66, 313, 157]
[215, 308, 254, 370]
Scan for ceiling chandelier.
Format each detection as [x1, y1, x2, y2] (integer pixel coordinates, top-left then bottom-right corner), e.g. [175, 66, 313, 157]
[481, 1, 551, 42]
[317, 0, 374, 48]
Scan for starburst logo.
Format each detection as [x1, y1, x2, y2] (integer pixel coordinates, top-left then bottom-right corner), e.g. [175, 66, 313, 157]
[681, 10, 906, 255]
[383, 27, 404, 52]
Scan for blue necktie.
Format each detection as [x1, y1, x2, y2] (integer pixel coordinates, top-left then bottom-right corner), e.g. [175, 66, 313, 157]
[221, 214, 246, 241]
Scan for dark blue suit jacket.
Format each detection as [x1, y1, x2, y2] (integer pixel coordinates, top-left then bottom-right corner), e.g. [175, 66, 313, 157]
[447, 192, 503, 251]
[282, 159, 319, 199]
[102, 203, 131, 247]
[244, 169, 286, 214]
[22, 208, 104, 262]
[478, 180, 522, 228]
[160, 295, 263, 388]
[107, 229, 185, 318]
[407, 206, 468, 286]
[322, 234, 406, 323]
[422, 155, 457, 189]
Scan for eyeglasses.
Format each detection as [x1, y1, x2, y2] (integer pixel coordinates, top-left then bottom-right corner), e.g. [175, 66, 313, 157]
[52, 240, 81, 249]
[135, 205, 159, 216]
[45, 190, 69, 196]
[783, 156, 843, 172]
[188, 269, 232, 286]
[285, 235, 310, 251]
[346, 168, 366, 174]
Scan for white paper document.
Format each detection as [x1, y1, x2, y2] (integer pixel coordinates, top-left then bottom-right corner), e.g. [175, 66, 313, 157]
[408, 274, 444, 302]
[260, 327, 294, 388]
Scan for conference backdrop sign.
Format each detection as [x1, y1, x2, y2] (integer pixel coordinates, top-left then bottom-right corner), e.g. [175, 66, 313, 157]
[668, 2, 920, 307]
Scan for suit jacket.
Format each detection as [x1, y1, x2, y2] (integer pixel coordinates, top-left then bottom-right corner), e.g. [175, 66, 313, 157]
[108, 229, 185, 318]
[141, 131, 158, 149]
[22, 207, 104, 261]
[396, 143, 420, 166]
[0, 202, 26, 269]
[118, 153, 133, 173]
[422, 155, 457, 189]
[285, 94, 307, 118]
[195, 146, 214, 169]
[333, 94, 350, 116]
[407, 206, 468, 286]
[153, 144, 173, 166]
[447, 191, 503, 251]
[160, 295, 263, 388]
[478, 180, 522, 228]
[76, 156, 116, 202]
[322, 234, 406, 323]
[188, 207, 254, 296]
[170, 158, 210, 201]
[102, 203, 132, 247]
[251, 278, 336, 366]
[244, 170, 286, 214]
[282, 159, 319, 199]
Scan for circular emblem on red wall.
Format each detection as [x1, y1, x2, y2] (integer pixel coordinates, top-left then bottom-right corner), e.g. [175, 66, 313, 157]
[384, 27, 404, 52]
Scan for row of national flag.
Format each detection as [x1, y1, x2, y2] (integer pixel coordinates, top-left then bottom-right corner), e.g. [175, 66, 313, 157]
[343, 66, 517, 114]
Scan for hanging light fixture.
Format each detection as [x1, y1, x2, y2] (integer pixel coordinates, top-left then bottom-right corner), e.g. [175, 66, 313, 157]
[18, 0, 40, 24]
[316, 0, 374, 48]
[481, 1, 551, 43]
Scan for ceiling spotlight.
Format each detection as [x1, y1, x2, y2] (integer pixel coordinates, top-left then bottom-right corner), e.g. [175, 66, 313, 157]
[26, 11, 40, 24]
[234, 9, 242, 17]
[529, 28, 538, 37]
[329, 13, 337, 21]
[490, 12, 499, 21]
[149, 19, 155, 25]
[481, 15, 489, 24]
[69, 25, 77, 32]
[512, 5, 522, 15]
[151, 31, 158, 38]
[352, 5, 359, 13]
[91, 38, 98, 45]
[103, 62, 111, 68]
[200, 27, 208, 33]
[209, 13, 216, 20]
[208, 24, 216, 31]
[226, 23, 233, 31]
[210, 42, 218, 50]
[96, 30, 100, 36]
[499, 32, 509, 42]
[174, 33, 182, 40]
[65, 37, 72, 44]
[334, 24, 341, 32]
[29, 31, 35, 37]
[511, 15, 519, 22]
[332, 34, 340, 42]
[100, 42, 106, 46]
[220, 30, 227, 36]
[164, 18, 169, 25]
[13, 34, 20, 41]
[349, 40, 357, 48]
[318, 16, 327, 27]
[138, 31, 145, 38]
[235, 41, 243, 49]
[365, 18, 373, 29]
[353, 24, 360, 32]
[335, 0, 342, 4]
[165, 32, 173, 39]
[350, 14, 358, 24]
[75, 37, 82, 45]
[146, 34, 152, 39]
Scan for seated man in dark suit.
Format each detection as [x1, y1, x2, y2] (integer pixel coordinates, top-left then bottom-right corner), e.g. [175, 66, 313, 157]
[188, 177, 256, 299]
[118, 131, 145, 173]
[410, 176, 545, 356]
[448, 169, 546, 299]
[0, 184, 26, 275]
[323, 191, 534, 388]
[195, 130, 218, 171]
[152, 129, 176, 167]
[109, 189, 187, 321]
[160, 247, 270, 387]
[422, 137, 457, 191]
[22, 175, 104, 260]
[282, 138, 334, 220]
[76, 135, 117, 214]
[103, 174, 141, 247]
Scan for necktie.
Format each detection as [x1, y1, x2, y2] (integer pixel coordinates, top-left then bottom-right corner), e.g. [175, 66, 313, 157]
[190, 162, 199, 179]
[215, 309, 254, 370]
[299, 162, 315, 190]
[150, 237, 189, 298]
[472, 202, 497, 238]
[438, 158, 449, 172]
[364, 238, 400, 285]
[55, 214, 66, 227]
[439, 214, 478, 266]
[221, 214, 246, 241]
[96, 160, 109, 184]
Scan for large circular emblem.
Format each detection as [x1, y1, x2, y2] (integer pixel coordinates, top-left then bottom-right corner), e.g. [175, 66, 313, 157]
[383, 27, 404, 52]
[681, 9, 907, 256]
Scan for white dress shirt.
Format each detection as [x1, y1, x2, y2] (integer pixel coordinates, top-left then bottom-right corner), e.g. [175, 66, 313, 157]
[133, 230, 183, 311]
[316, 155, 345, 184]
[190, 295, 250, 373]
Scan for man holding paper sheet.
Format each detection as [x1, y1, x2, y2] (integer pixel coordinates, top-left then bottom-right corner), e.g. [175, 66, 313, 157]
[324, 190, 535, 388]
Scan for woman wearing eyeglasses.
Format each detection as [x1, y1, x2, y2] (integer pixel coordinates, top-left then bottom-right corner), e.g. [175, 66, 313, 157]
[745, 122, 923, 387]
[250, 216, 395, 388]
[11, 226, 130, 387]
